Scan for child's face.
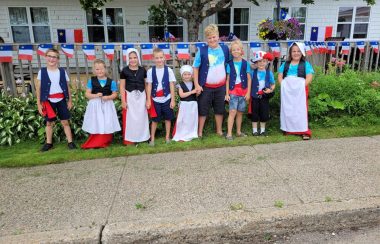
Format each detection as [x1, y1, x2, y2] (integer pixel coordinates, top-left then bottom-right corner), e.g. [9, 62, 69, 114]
[251, 62, 258, 70]
[153, 52, 165, 67]
[45, 51, 59, 67]
[231, 45, 243, 59]
[206, 33, 219, 48]
[256, 59, 268, 70]
[128, 52, 139, 67]
[290, 45, 302, 62]
[182, 72, 192, 82]
[94, 63, 106, 78]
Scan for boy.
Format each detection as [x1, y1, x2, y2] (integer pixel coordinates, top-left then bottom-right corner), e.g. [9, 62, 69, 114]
[146, 48, 176, 146]
[193, 24, 230, 138]
[36, 48, 77, 151]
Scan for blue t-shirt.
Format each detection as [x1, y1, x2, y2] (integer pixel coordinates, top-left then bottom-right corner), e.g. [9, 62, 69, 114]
[87, 79, 118, 92]
[279, 61, 314, 76]
[226, 60, 252, 84]
[251, 69, 275, 90]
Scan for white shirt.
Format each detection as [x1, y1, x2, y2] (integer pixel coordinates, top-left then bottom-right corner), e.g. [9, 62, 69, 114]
[146, 66, 176, 103]
[37, 69, 70, 103]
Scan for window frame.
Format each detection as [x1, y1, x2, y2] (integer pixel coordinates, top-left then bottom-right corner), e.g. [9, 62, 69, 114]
[147, 17, 184, 42]
[336, 6, 371, 40]
[215, 7, 250, 41]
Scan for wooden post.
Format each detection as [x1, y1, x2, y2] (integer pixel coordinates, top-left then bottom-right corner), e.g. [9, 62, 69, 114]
[352, 47, 357, 70]
[375, 49, 379, 72]
[74, 46, 81, 90]
[18, 59, 27, 95]
[0, 63, 10, 95]
[28, 60, 35, 95]
[369, 47, 374, 72]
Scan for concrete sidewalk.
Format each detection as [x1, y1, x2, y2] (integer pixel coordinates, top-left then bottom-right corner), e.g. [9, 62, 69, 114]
[0, 136, 379, 243]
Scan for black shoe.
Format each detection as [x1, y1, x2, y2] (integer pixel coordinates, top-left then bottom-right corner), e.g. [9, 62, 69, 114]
[41, 143, 53, 152]
[68, 142, 77, 150]
[260, 131, 268, 137]
[252, 132, 260, 136]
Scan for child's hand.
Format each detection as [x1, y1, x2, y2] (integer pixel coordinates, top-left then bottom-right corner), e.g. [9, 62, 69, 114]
[146, 99, 151, 109]
[225, 94, 230, 102]
[191, 90, 197, 94]
[244, 94, 250, 102]
[170, 100, 175, 109]
[101, 95, 109, 101]
[263, 88, 272, 94]
[97, 92, 103, 97]
[122, 101, 127, 109]
[67, 100, 73, 110]
[195, 84, 203, 94]
[37, 103, 43, 116]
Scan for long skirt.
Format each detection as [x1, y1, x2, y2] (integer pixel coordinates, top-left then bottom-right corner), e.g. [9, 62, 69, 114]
[172, 101, 198, 142]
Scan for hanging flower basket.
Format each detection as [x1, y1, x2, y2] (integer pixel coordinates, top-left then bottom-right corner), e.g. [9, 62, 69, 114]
[257, 18, 303, 41]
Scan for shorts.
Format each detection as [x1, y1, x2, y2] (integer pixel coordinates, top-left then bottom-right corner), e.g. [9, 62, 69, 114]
[229, 94, 246, 112]
[45, 99, 71, 123]
[250, 97, 270, 122]
[152, 100, 174, 122]
[198, 85, 226, 116]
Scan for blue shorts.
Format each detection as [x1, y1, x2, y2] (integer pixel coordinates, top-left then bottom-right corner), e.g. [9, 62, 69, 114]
[229, 94, 247, 112]
[45, 99, 71, 123]
[152, 100, 174, 122]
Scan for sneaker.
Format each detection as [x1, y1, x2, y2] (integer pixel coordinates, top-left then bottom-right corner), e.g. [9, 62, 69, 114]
[40, 143, 53, 152]
[149, 141, 155, 147]
[252, 132, 260, 136]
[225, 135, 233, 141]
[236, 132, 247, 137]
[302, 135, 311, 140]
[68, 142, 77, 150]
[260, 131, 268, 137]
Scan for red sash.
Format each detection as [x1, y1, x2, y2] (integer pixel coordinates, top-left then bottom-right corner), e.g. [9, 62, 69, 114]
[42, 93, 65, 119]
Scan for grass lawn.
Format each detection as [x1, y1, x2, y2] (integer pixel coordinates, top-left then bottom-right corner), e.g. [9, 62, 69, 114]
[1, 123, 380, 168]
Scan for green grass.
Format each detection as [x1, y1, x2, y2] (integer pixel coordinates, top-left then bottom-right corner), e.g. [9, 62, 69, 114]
[1, 123, 380, 168]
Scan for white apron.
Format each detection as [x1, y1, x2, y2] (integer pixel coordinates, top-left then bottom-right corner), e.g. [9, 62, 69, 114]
[124, 90, 150, 142]
[280, 76, 308, 132]
[172, 101, 198, 142]
[82, 98, 121, 134]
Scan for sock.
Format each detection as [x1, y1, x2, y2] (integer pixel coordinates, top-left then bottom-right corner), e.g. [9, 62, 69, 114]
[261, 127, 266, 133]
[253, 128, 258, 133]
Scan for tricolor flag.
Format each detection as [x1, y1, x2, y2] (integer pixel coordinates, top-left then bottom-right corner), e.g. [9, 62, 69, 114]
[57, 29, 83, 43]
[340, 42, 350, 55]
[0, 45, 13, 63]
[176, 43, 190, 60]
[102, 44, 115, 60]
[165, 31, 176, 41]
[304, 42, 313, 56]
[356, 41, 365, 53]
[157, 43, 171, 59]
[370, 41, 379, 54]
[140, 43, 153, 60]
[250, 42, 262, 55]
[327, 42, 336, 55]
[122, 44, 134, 61]
[195, 42, 207, 50]
[310, 42, 318, 53]
[37, 44, 53, 56]
[268, 42, 280, 58]
[310, 27, 318, 41]
[82, 44, 96, 61]
[18, 45, 33, 61]
[319, 42, 328, 53]
[61, 44, 74, 58]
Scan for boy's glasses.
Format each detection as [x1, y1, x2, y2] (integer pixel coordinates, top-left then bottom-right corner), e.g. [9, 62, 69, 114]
[46, 55, 58, 59]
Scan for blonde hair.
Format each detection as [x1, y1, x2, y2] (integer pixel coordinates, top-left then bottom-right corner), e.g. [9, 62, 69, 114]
[204, 24, 219, 37]
[92, 59, 108, 76]
[230, 39, 244, 53]
[46, 48, 60, 59]
[153, 47, 164, 56]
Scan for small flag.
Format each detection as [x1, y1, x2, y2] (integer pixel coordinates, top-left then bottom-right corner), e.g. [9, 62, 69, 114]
[61, 44, 74, 58]
[140, 43, 153, 60]
[325, 26, 333, 40]
[370, 41, 379, 54]
[102, 44, 115, 60]
[310, 27, 318, 41]
[227, 32, 238, 41]
[57, 29, 83, 43]
[268, 42, 280, 58]
[195, 42, 207, 50]
[82, 44, 96, 61]
[18, 45, 33, 61]
[177, 43, 190, 60]
[341, 42, 350, 55]
[157, 43, 171, 59]
[304, 42, 313, 56]
[0, 45, 13, 63]
[280, 9, 290, 20]
[356, 41, 365, 53]
[165, 31, 176, 41]
[327, 42, 336, 54]
[122, 44, 134, 61]
[37, 44, 53, 56]
[250, 42, 262, 55]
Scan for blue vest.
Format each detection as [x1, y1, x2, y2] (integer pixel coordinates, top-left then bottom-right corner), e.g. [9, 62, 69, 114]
[228, 59, 248, 90]
[151, 66, 170, 98]
[198, 45, 230, 87]
[40, 67, 69, 102]
[251, 69, 271, 98]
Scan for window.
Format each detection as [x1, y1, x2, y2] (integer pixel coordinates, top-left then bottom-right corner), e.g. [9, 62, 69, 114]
[86, 8, 124, 42]
[9, 7, 51, 43]
[148, 17, 183, 42]
[274, 7, 306, 39]
[216, 8, 249, 41]
[337, 6, 370, 39]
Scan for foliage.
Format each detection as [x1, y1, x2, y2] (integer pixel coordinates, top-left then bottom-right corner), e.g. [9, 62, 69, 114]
[257, 18, 302, 40]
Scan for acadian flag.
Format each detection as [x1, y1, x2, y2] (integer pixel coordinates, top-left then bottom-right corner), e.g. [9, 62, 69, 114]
[304, 42, 313, 56]
[122, 44, 134, 61]
[18, 45, 33, 61]
[140, 43, 153, 60]
[176, 43, 190, 60]
[0, 45, 13, 63]
[157, 43, 171, 59]
[370, 41, 379, 54]
[341, 42, 350, 55]
[82, 44, 96, 61]
[102, 44, 115, 60]
[61, 44, 74, 58]
[327, 42, 336, 55]
[250, 42, 262, 55]
[356, 41, 365, 53]
[310, 27, 318, 41]
[268, 42, 280, 58]
[37, 44, 53, 56]
[195, 42, 207, 50]
[280, 8, 290, 20]
[57, 29, 83, 43]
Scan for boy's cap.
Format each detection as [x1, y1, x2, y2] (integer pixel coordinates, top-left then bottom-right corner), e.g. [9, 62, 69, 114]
[126, 48, 141, 65]
[289, 42, 306, 56]
[251, 51, 274, 63]
[180, 65, 193, 76]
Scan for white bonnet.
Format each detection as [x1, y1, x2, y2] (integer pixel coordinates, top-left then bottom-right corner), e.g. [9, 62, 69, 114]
[180, 65, 193, 76]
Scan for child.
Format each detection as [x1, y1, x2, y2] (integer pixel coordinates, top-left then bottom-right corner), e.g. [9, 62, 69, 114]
[119, 48, 150, 145]
[172, 65, 198, 142]
[36, 48, 77, 152]
[81, 59, 121, 149]
[225, 39, 252, 140]
[278, 42, 314, 140]
[250, 51, 275, 136]
[146, 48, 176, 146]
[193, 24, 230, 138]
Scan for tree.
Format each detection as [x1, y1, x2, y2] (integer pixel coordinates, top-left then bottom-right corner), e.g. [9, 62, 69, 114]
[79, 0, 376, 42]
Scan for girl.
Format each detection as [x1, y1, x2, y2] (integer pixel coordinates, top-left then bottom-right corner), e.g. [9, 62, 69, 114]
[119, 48, 150, 145]
[172, 65, 198, 142]
[278, 42, 314, 140]
[81, 59, 121, 149]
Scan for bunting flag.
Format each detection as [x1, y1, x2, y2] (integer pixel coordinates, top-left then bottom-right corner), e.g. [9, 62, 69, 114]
[140, 43, 153, 60]
[268, 42, 280, 58]
[310, 27, 318, 41]
[195, 42, 207, 50]
[356, 41, 365, 53]
[310, 42, 319, 54]
[122, 44, 134, 61]
[176, 43, 190, 60]
[319, 42, 328, 53]
[61, 44, 74, 58]
[341, 42, 350, 55]
[327, 42, 336, 55]
[219, 42, 226, 46]
[157, 43, 171, 59]
[370, 41, 379, 54]
[82, 44, 96, 61]
[57, 29, 83, 43]
[304, 42, 313, 56]
[250, 42, 262, 55]
[102, 44, 115, 60]
[18, 45, 33, 61]
[0, 45, 13, 63]
[37, 44, 53, 56]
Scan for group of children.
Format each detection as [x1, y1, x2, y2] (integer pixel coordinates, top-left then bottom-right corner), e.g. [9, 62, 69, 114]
[37, 24, 314, 152]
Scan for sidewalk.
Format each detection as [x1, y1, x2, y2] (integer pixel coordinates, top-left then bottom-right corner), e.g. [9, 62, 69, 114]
[1, 136, 379, 243]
